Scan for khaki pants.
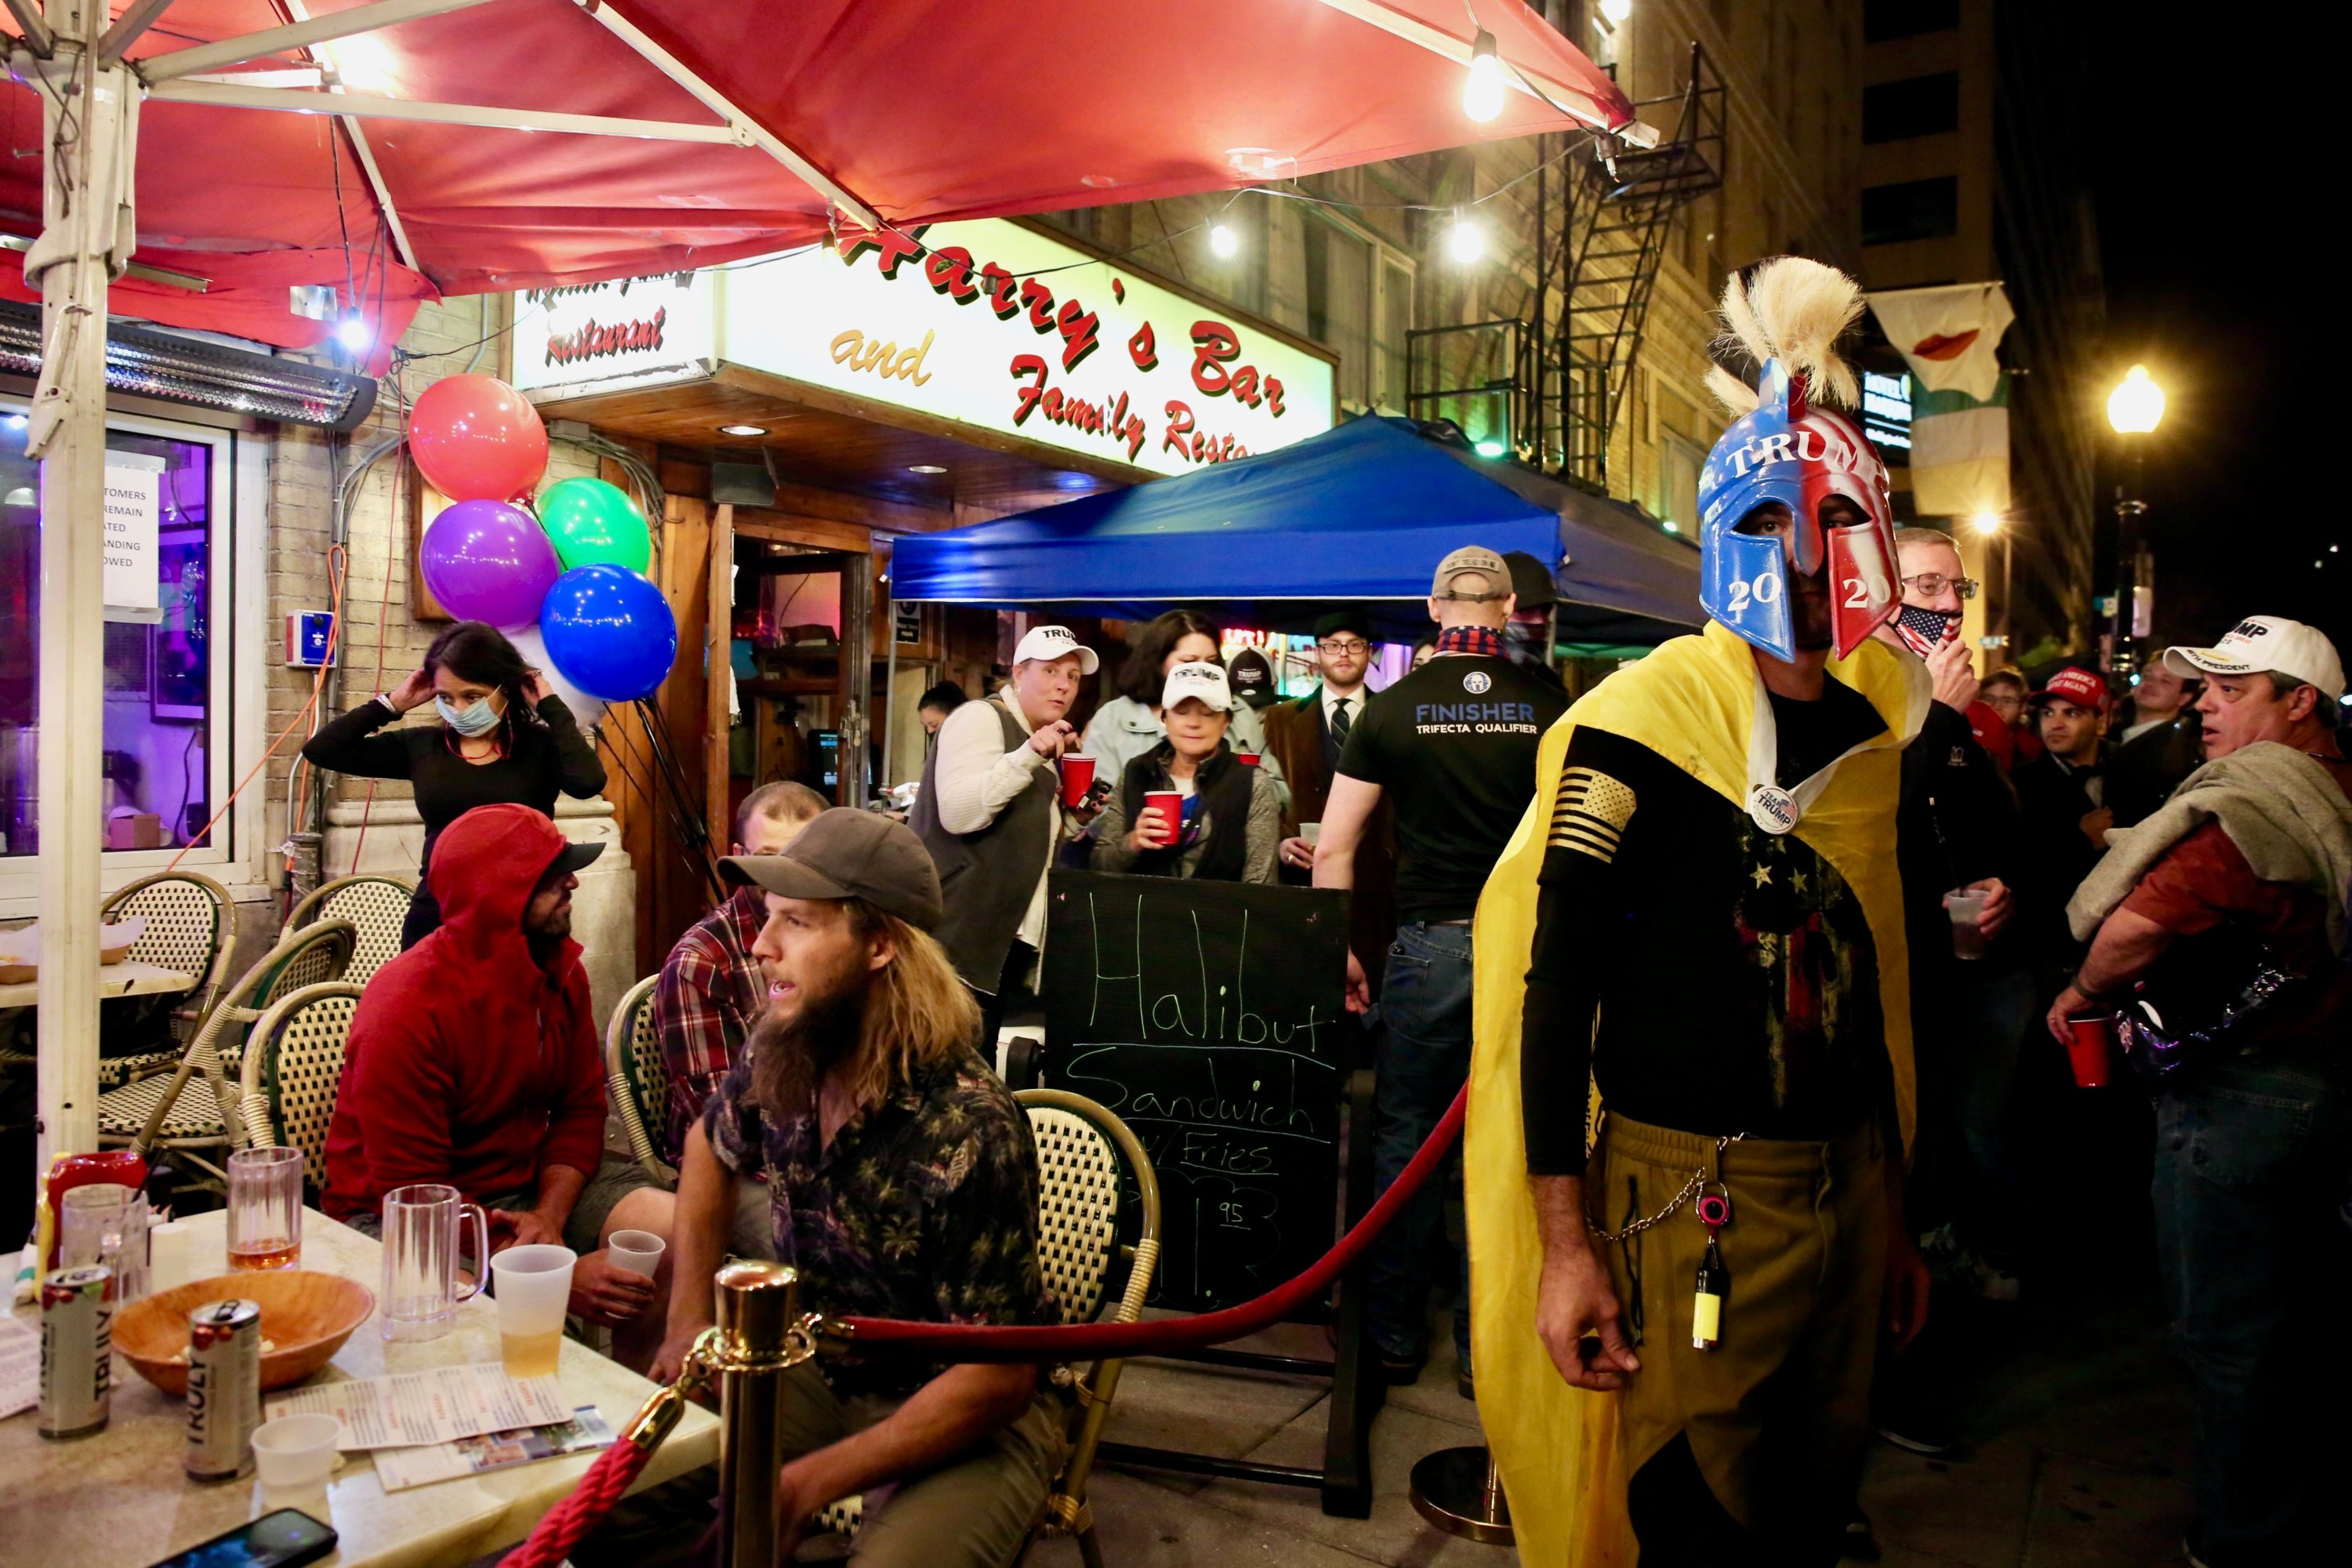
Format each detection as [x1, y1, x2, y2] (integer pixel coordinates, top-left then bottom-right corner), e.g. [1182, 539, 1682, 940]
[779, 1360, 1066, 1568]
[1596, 1112, 1889, 1552]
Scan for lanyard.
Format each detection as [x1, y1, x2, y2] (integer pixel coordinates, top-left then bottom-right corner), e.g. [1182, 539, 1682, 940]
[1743, 668, 1882, 834]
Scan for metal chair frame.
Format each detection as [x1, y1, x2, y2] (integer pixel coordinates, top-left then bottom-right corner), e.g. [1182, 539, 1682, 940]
[811, 1088, 1163, 1568]
[604, 975, 673, 1185]
[281, 873, 415, 987]
[97, 920, 357, 1181]
[237, 982, 366, 1196]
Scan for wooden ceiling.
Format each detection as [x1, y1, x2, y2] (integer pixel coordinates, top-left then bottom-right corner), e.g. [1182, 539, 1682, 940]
[533, 363, 1141, 527]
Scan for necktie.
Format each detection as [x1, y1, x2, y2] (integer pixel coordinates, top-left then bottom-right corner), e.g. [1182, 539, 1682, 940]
[1331, 698, 1352, 742]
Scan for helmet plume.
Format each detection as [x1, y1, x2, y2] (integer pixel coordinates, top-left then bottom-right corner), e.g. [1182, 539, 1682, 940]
[1708, 256, 1866, 413]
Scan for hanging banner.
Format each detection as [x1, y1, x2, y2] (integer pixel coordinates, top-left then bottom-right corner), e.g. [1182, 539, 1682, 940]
[101, 461, 162, 612]
[1908, 381, 2011, 517]
[1867, 282, 2014, 403]
[514, 220, 1337, 479]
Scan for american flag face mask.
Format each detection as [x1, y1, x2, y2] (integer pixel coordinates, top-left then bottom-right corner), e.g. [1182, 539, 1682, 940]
[1893, 603, 1961, 659]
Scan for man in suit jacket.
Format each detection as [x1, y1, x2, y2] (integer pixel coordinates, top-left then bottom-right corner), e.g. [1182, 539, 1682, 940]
[1268, 611, 1398, 988]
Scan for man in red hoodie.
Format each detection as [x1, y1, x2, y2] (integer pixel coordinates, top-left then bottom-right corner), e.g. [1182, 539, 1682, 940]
[325, 803, 670, 1346]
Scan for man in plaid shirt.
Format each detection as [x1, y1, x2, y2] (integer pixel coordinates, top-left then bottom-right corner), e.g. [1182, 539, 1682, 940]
[652, 784, 825, 1229]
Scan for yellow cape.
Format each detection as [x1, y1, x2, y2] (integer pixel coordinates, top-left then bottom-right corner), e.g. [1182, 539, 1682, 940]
[1466, 621, 1927, 1566]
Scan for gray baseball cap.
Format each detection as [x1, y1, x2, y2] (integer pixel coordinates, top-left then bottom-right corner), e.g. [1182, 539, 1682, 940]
[1432, 545, 1511, 601]
[720, 808, 944, 931]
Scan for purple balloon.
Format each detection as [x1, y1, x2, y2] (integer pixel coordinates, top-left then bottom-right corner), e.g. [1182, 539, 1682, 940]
[419, 499, 560, 630]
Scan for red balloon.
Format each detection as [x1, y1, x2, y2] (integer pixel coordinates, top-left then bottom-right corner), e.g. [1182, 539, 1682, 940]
[409, 374, 550, 502]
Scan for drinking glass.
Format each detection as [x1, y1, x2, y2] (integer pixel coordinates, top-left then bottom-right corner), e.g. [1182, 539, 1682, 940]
[488, 1245, 576, 1379]
[59, 1183, 149, 1301]
[227, 1147, 304, 1271]
[380, 1183, 489, 1343]
[1944, 888, 1989, 961]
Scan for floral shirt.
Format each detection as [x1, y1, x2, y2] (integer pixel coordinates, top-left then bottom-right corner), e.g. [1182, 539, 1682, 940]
[702, 1042, 1053, 1396]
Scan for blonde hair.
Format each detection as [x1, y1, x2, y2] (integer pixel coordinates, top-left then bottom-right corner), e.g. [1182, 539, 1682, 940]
[746, 900, 981, 1119]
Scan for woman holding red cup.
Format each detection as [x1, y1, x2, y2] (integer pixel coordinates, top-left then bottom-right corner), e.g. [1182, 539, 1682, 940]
[1091, 663, 1281, 884]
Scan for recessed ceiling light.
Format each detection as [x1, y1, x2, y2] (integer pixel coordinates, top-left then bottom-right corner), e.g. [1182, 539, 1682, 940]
[908, 464, 948, 474]
[717, 423, 766, 437]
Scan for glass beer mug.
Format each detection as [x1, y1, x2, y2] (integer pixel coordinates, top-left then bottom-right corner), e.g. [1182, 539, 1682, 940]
[379, 1184, 489, 1342]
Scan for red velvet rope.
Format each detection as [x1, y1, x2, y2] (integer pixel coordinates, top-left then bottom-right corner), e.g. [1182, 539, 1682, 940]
[830, 1083, 1467, 1360]
[499, 1427, 654, 1568]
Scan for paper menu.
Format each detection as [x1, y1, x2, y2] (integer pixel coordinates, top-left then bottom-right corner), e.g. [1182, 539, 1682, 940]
[264, 1364, 572, 1450]
[372, 1406, 616, 1491]
[0, 1316, 37, 1420]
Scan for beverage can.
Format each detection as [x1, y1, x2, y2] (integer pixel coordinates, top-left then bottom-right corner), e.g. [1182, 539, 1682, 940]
[38, 1265, 114, 1440]
[185, 1298, 263, 1482]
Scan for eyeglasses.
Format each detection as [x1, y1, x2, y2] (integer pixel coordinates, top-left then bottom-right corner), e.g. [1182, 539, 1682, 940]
[1316, 638, 1370, 656]
[1901, 572, 1980, 601]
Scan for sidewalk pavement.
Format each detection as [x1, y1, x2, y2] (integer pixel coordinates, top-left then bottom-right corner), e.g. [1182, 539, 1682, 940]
[1025, 1292, 2191, 1567]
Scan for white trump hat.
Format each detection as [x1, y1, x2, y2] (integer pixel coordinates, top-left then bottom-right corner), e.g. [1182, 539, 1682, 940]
[2165, 616, 2345, 702]
[1011, 623, 1099, 674]
[1160, 661, 1234, 713]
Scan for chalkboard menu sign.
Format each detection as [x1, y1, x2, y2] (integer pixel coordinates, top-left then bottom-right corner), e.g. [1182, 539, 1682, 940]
[1041, 871, 1354, 1313]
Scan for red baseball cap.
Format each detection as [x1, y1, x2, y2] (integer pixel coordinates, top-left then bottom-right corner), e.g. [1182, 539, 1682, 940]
[2031, 666, 2109, 713]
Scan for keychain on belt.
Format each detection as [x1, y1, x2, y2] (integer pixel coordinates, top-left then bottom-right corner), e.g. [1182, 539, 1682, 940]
[1692, 1186, 1731, 1351]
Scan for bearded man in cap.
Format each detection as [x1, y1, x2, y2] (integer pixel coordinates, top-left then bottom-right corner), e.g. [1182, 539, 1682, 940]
[652, 809, 1063, 1568]
[1468, 258, 1931, 1565]
[2054, 618, 2352, 1568]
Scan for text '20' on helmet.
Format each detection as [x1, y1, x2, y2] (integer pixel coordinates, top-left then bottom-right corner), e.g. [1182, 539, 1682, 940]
[1695, 259, 1900, 661]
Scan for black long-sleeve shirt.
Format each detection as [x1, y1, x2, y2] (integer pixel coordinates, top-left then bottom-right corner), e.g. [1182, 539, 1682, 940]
[1519, 686, 1893, 1174]
[301, 694, 606, 885]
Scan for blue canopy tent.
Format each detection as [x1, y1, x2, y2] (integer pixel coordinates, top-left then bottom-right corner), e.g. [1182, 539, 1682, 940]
[888, 416, 1703, 645]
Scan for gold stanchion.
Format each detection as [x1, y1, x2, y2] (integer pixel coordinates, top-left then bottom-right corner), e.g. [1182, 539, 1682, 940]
[712, 1261, 817, 1568]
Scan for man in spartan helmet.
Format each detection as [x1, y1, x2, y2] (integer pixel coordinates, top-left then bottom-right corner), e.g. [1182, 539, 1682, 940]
[1464, 256, 1936, 1563]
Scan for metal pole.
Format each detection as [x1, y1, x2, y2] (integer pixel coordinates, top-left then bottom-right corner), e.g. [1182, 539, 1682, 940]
[713, 1261, 800, 1568]
[881, 597, 900, 792]
[31, 0, 136, 1174]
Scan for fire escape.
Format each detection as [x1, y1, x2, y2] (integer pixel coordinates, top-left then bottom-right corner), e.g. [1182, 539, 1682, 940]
[1408, 42, 1725, 490]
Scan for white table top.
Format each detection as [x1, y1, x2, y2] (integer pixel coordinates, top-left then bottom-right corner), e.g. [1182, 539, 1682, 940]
[2, 1207, 718, 1568]
[0, 962, 198, 1011]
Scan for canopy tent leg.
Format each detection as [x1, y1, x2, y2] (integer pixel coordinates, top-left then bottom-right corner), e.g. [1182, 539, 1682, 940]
[24, 0, 140, 1177]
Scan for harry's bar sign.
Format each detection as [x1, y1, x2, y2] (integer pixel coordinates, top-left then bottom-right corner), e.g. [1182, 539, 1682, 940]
[512, 219, 1336, 477]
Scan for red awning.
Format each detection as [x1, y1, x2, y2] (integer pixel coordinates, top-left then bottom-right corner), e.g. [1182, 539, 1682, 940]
[1, 0, 1633, 356]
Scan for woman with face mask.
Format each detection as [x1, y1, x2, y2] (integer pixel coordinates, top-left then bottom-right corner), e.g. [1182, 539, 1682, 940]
[1089, 662, 1280, 884]
[301, 620, 608, 948]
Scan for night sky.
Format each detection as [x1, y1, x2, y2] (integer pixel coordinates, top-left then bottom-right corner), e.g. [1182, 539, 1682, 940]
[2082, 13, 2336, 662]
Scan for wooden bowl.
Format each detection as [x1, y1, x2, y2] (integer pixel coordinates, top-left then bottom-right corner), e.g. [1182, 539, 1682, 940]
[114, 1269, 375, 1397]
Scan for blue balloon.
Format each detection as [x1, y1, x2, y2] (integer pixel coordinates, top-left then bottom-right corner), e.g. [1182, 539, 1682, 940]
[536, 564, 679, 704]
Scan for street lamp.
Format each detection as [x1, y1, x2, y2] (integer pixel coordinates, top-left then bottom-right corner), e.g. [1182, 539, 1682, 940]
[1973, 511, 2011, 656]
[2106, 365, 2165, 676]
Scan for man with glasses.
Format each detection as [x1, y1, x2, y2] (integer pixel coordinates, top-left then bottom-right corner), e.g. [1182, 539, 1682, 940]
[1269, 610, 1398, 988]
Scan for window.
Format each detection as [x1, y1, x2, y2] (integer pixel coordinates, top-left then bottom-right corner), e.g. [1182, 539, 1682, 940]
[1377, 256, 1414, 413]
[1864, 0, 1959, 43]
[1862, 176, 1959, 245]
[1864, 73, 1959, 143]
[1266, 212, 1407, 415]
[0, 407, 236, 865]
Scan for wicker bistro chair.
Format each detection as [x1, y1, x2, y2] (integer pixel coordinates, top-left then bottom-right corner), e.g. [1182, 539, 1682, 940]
[96, 920, 358, 1182]
[811, 1089, 1162, 1568]
[237, 982, 365, 1196]
[281, 874, 415, 988]
[604, 976, 672, 1185]
[85, 871, 238, 1089]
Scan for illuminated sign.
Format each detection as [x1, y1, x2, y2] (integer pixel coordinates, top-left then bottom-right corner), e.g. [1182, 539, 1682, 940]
[1863, 370, 1913, 452]
[511, 273, 715, 398]
[515, 220, 1336, 477]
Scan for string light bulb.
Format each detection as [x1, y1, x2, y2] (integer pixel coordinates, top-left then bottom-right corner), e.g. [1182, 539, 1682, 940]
[1209, 223, 1239, 259]
[1463, 30, 1504, 122]
[1448, 211, 1485, 263]
[335, 311, 372, 353]
[1601, 0, 1634, 24]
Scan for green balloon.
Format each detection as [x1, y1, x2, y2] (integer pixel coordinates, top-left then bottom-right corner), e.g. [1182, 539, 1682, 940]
[535, 477, 652, 573]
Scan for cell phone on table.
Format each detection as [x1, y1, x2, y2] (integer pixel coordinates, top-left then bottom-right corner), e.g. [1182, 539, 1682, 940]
[144, 1508, 338, 1568]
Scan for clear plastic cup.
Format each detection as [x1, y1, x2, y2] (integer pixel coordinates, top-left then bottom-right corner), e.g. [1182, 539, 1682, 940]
[1944, 889, 1988, 961]
[488, 1244, 575, 1380]
[608, 1230, 665, 1279]
[252, 1414, 341, 1490]
[1300, 822, 1322, 847]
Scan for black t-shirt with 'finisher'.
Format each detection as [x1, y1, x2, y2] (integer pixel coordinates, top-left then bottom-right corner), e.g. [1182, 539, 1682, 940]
[1336, 654, 1570, 922]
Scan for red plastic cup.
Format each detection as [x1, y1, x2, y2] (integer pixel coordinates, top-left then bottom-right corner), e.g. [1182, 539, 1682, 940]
[2066, 1013, 2116, 1088]
[1058, 753, 1096, 807]
[1236, 752, 1260, 768]
[1145, 790, 1183, 848]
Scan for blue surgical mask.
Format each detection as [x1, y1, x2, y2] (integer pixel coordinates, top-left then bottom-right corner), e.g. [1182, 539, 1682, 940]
[436, 693, 503, 737]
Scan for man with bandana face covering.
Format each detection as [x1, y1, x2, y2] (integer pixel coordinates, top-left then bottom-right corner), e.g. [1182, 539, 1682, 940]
[1466, 258, 1933, 1566]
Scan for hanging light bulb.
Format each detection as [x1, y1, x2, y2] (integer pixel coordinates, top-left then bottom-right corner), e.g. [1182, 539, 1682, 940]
[335, 311, 373, 353]
[1209, 223, 1239, 259]
[1601, 0, 1634, 24]
[1449, 211, 1485, 264]
[1463, 30, 1504, 123]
